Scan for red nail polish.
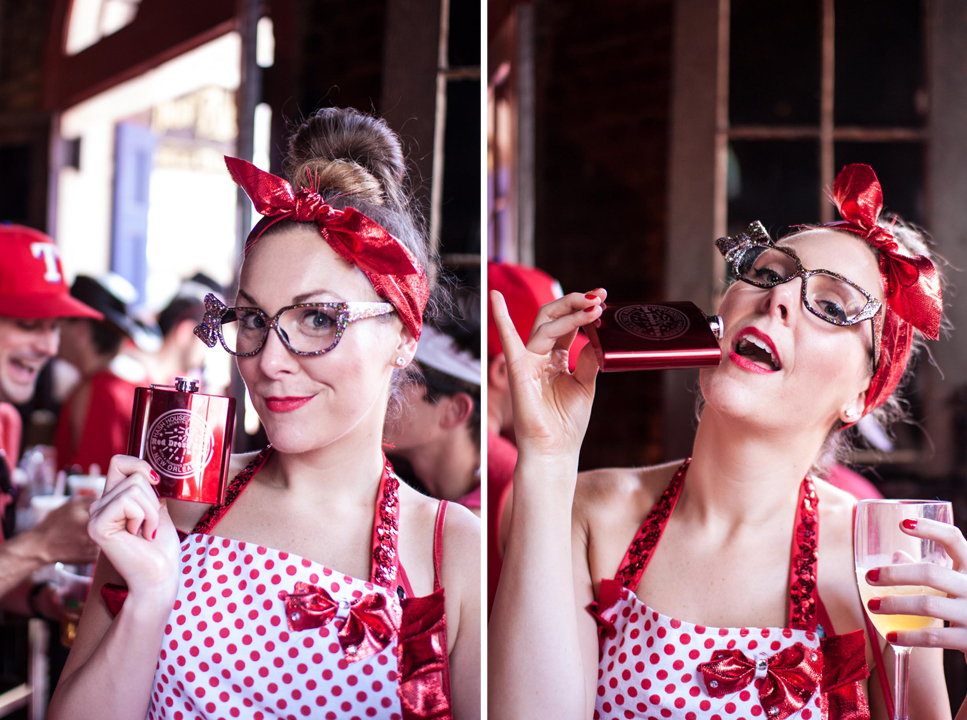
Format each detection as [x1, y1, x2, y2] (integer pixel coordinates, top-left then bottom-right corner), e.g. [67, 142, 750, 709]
[866, 568, 879, 582]
[584, 306, 597, 312]
[902, 519, 918, 530]
[886, 631, 898, 643]
[585, 293, 597, 300]
[151, 529, 157, 540]
[150, 469, 160, 482]
[867, 598, 881, 611]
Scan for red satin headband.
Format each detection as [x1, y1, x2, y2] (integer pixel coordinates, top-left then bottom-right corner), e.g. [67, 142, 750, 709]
[225, 156, 429, 340]
[817, 164, 942, 420]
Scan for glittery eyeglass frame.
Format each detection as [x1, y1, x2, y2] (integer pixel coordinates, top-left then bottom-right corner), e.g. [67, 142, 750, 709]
[194, 292, 395, 357]
[716, 222, 884, 372]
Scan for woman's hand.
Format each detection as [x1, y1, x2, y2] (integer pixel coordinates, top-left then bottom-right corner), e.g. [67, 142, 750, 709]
[864, 518, 967, 657]
[87, 455, 180, 607]
[489, 288, 605, 468]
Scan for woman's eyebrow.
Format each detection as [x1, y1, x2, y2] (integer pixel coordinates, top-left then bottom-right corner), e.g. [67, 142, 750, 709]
[291, 289, 337, 304]
[237, 288, 258, 305]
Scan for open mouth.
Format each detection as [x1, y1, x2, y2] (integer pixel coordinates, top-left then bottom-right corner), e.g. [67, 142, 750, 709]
[8, 357, 43, 383]
[732, 330, 782, 372]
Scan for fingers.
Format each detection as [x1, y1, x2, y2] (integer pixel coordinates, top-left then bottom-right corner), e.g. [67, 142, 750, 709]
[865, 563, 967, 598]
[572, 339, 601, 391]
[89, 473, 162, 542]
[866, 591, 961, 625]
[490, 291, 528, 364]
[901, 518, 967, 570]
[527, 292, 605, 357]
[105, 455, 159, 494]
[888, 625, 967, 650]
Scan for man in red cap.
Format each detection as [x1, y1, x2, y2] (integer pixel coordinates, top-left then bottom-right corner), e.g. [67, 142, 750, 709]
[486, 261, 586, 614]
[0, 224, 100, 618]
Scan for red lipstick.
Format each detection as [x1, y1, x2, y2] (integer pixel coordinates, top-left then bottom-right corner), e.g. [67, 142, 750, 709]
[265, 396, 314, 413]
[730, 326, 782, 374]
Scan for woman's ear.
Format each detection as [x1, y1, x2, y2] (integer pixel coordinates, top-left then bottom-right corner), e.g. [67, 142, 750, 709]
[839, 389, 867, 424]
[392, 325, 419, 368]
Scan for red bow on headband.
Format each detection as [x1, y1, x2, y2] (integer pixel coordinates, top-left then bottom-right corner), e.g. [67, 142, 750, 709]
[278, 582, 402, 662]
[826, 164, 941, 340]
[698, 643, 821, 720]
[225, 156, 428, 339]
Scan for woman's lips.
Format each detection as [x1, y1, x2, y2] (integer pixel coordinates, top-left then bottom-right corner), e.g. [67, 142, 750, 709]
[728, 349, 774, 375]
[264, 396, 314, 413]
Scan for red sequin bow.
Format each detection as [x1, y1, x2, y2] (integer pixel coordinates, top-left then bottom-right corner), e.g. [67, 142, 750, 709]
[224, 156, 429, 340]
[698, 643, 821, 720]
[278, 582, 402, 662]
[819, 164, 942, 418]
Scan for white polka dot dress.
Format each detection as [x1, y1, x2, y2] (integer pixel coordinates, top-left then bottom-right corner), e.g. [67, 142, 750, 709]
[95, 447, 455, 720]
[591, 461, 872, 720]
[147, 534, 404, 720]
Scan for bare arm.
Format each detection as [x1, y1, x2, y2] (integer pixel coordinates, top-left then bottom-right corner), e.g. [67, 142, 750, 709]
[487, 288, 605, 720]
[47, 455, 180, 720]
[443, 503, 482, 720]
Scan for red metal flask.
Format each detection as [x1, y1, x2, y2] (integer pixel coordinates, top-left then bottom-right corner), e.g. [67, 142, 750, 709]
[127, 377, 236, 504]
[584, 301, 724, 372]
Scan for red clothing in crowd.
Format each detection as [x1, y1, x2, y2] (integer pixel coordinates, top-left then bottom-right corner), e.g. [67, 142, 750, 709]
[487, 428, 517, 615]
[458, 482, 481, 511]
[55, 370, 138, 472]
[0, 403, 21, 473]
[827, 463, 884, 500]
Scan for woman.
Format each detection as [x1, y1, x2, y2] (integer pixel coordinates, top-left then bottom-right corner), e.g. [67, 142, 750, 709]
[489, 164, 959, 719]
[49, 108, 481, 720]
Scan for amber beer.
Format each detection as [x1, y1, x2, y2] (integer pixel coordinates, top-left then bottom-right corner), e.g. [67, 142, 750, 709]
[584, 301, 724, 372]
[127, 377, 236, 504]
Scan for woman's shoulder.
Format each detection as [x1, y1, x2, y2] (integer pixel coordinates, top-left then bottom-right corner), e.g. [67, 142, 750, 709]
[574, 460, 685, 525]
[813, 475, 860, 543]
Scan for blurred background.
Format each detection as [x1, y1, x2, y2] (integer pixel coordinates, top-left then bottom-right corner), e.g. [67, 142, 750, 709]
[0, 0, 479, 716]
[488, 0, 967, 702]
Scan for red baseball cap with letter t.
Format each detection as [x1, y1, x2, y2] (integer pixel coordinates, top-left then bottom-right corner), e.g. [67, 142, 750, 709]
[0, 224, 103, 319]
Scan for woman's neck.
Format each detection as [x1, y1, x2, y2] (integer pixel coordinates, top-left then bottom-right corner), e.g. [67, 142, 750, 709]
[264, 426, 388, 507]
[681, 406, 830, 530]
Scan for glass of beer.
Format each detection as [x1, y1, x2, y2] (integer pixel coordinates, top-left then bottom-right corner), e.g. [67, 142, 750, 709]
[854, 499, 953, 720]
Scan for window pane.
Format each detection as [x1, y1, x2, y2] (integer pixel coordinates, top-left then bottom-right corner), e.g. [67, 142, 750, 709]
[441, 79, 481, 256]
[834, 0, 925, 127]
[834, 142, 925, 225]
[448, 0, 480, 68]
[727, 141, 820, 239]
[729, 0, 820, 126]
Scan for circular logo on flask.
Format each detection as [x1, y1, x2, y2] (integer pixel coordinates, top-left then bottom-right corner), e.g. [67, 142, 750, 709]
[614, 304, 690, 341]
[147, 409, 215, 478]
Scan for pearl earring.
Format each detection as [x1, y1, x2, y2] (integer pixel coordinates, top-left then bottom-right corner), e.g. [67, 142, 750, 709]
[395, 357, 406, 367]
[844, 408, 859, 420]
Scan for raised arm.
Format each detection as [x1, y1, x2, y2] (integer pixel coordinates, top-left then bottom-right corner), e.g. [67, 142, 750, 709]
[47, 455, 180, 720]
[488, 288, 605, 720]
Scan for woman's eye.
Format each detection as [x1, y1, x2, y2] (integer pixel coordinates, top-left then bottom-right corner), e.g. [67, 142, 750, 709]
[818, 299, 848, 322]
[302, 310, 334, 329]
[238, 311, 266, 330]
[752, 267, 783, 283]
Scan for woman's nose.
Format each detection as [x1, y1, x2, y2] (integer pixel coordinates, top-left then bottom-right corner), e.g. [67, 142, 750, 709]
[759, 277, 802, 323]
[258, 324, 299, 374]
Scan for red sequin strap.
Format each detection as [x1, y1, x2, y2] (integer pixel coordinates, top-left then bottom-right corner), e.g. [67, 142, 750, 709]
[371, 456, 401, 591]
[613, 461, 688, 590]
[788, 476, 820, 631]
[191, 446, 274, 535]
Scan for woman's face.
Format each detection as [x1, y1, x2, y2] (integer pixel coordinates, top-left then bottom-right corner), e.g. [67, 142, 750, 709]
[700, 229, 885, 432]
[236, 225, 415, 454]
